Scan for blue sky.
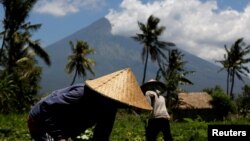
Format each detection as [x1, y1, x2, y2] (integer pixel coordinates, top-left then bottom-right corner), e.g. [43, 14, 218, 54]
[1, 0, 250, 63]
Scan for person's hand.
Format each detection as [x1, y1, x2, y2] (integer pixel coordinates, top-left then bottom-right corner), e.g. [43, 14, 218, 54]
[148, 93, 155, 97]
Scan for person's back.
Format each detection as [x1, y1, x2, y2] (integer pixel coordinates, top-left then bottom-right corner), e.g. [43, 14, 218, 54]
[29, 83, 85, 120]
[28, 83, 118, 140]
[145, 90, 170, 119]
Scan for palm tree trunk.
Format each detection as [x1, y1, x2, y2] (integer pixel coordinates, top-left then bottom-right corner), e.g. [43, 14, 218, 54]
[230, 68, 235, 99]
[7, 40, 16, 73]
[156, 58, 164, 80]
[71, 69, 78, 86]
[0, 33, 6, 62]
[142, 48, 149, 84]
[226, 68, 230, 96]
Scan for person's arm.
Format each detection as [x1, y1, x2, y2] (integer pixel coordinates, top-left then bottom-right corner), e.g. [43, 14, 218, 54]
[92, 108, 117, 141]
[145, 91, 157, 106]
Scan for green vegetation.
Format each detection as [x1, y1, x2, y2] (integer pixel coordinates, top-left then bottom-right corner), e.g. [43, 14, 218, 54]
[236, 85, 250, 117]
[0, 113, 30, 140]
[66, 40, 95, 86]
[157, 49, 194, 109]
[132, 14, 175, 84]
[204, 86, 237, 120]
[0, 112, 249, 141]
[216, 38, 250, 99]
[0, 0, 50, 113]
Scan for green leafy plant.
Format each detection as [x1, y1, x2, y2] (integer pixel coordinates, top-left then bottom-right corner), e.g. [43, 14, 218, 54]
[76, 127, 94, 141]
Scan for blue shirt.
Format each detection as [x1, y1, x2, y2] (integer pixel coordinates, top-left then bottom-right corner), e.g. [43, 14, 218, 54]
[29, 83, 118, 140]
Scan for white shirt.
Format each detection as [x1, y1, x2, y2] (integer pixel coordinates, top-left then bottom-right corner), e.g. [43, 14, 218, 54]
[145, 90, 170, 119]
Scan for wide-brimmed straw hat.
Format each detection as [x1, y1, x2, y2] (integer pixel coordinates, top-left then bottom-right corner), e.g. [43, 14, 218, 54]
[141, 79, 166, 94]
[85, 68, 152, 110]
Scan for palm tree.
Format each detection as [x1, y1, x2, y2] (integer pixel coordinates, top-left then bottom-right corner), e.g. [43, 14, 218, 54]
[0, 0, 50, 73]
[13, 24, 50, 64]
[159, 49, 193, 108]
[66, 40, 95, 85]
[216, 45, 231, 95]
[228, 38, 250, 99]
[132, 14, 175, 84]
[217, 38, 250, 99]
[0, 0, 51, 112]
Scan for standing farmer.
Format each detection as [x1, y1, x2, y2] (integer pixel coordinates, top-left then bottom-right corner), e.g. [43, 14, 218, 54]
[141, 79, 173, 141]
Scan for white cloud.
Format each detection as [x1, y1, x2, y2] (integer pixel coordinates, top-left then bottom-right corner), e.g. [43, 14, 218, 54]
[106, 0, 250, 63]
[34, 0, 105, 17]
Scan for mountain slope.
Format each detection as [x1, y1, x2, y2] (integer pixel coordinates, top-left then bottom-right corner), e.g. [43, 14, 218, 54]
[39, 17, 249, 94]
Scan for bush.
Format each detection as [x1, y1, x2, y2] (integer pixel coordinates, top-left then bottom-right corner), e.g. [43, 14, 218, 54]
[0, 59, 42, 113]
[172, 118, 207, 141]
[0, 74, 17, 113]
[236, 85, 250, 117]
[203, 86, 236, 120]
[210, 91, 236, 120]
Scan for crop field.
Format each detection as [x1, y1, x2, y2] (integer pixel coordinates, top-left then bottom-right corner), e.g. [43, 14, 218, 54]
[0, 111, 249, 141]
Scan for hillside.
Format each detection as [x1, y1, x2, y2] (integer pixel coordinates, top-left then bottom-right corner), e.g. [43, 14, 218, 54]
[38, 17, 249, 94]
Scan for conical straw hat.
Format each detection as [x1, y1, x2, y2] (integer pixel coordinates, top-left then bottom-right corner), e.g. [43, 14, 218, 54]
[85, 68, 152, 110]
[141, 79, 166, 94]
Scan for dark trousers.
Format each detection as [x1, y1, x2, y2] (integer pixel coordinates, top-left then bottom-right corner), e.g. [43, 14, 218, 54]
[146, 118, 173, 141]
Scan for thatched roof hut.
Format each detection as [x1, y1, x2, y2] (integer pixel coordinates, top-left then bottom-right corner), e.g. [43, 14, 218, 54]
[173, 92, 215, 121]
[177, 92, 212, 109]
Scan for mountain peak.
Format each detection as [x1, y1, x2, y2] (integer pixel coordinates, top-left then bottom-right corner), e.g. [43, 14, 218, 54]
[81, 17, 112, 34]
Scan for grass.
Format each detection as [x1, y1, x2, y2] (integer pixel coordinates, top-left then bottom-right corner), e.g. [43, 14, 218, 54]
[0, 111, 249, 141]
[0, 113, 30, 141]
